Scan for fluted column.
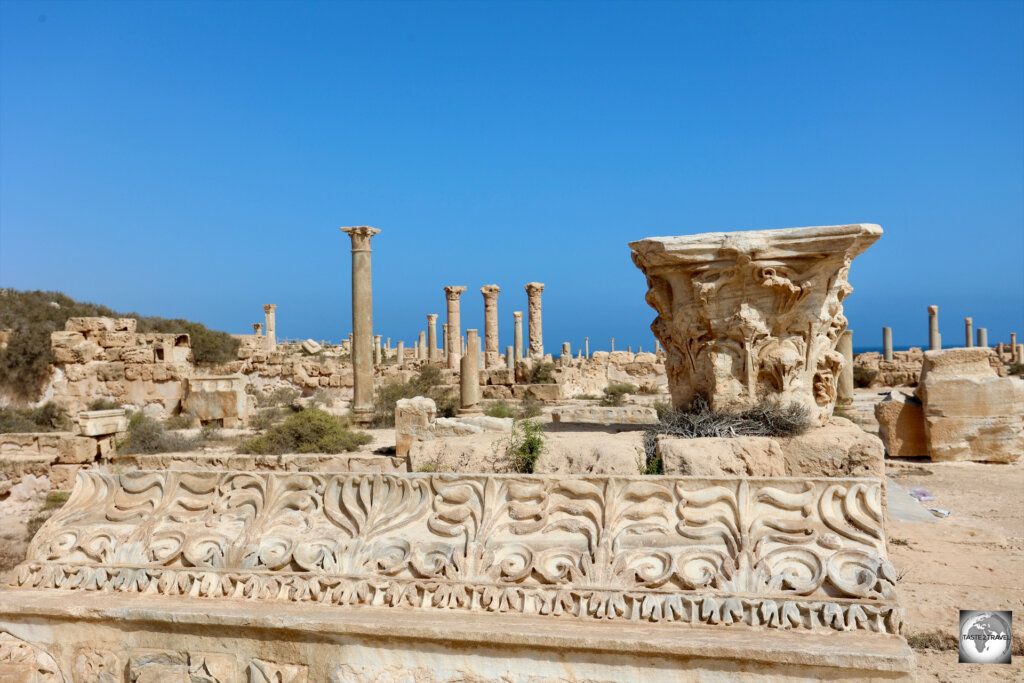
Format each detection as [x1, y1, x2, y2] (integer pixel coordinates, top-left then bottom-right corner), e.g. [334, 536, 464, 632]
[513, 312, 523, 360]
[427, 314, 439, 362]
[341, 226, 380, 422]
[444, 286, 467, 369]
[262, 304, 277, 350]
[481, 285, 501, 368]
[525, 282, 545, 358]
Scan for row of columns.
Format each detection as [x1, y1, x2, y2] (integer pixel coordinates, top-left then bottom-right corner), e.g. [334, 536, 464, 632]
[880, 306, 1020, 363]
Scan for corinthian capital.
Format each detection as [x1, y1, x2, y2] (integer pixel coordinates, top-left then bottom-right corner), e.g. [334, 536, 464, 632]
[340, 226, 381, 251]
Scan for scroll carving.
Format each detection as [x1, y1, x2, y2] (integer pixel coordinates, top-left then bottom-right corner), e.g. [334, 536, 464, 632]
[9, 471, 903, 635]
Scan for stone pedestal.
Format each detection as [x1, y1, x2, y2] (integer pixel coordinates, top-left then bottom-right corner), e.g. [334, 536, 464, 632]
[964, 317, 973, 347]
[481, 285, 501, 368]
[882, 326, 893, 361]
[341, 226, 380, 423]
[427, 314, 439, 362]
[631, 224, 882, 425]
[262, 304, 277, 350]
[459, 329, 481, 415]
[525, 282, 545, 358]
[445, 287, 466, 370]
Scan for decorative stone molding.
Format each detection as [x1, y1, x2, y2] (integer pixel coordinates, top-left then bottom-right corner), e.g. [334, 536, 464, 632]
[0, 632, 65, 682]
[630, 224, 882, 424]
[10, 470, 902, 635]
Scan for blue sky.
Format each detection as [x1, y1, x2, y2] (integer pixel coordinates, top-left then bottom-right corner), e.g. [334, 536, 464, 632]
[2, 0, 1022, 352]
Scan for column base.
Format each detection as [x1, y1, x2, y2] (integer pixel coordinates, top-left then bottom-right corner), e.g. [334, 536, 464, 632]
[458, 407, 483, 417]
[351, 407, 374, 426]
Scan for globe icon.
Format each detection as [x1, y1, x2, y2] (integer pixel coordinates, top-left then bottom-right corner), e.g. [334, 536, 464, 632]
[960, 611, 1012, 663]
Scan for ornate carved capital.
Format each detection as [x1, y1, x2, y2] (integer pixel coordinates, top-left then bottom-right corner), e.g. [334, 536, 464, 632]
[262, 304, 277, 314]
[524, 282, 545, 297]
[630, 224, 881, 424]
[444, 286, 467, 301]
[480, 285, 501, 301]
[513, 311, 523, 322]
[340, 226, 381, 251]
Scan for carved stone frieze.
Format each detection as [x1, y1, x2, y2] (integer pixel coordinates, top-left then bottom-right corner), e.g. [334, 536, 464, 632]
[630, 224, 882, 424]
[9, 470, 903, 635]
[0, 632, 66, 682]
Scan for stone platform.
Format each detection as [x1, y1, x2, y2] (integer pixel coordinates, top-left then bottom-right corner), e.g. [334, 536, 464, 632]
[0, 470, 913, 681]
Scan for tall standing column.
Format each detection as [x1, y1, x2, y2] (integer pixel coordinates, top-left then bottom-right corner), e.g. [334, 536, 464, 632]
[964, 318, 974, 348]
[525, 282, 545, 358]
[561, 342, 571, 367]
[977, 328, 988, 348]
[263, 305, 277, 350]
[442, 324, 448, 359]
[513, 312, 524, 360]
[427, 314, 439, 362]
[882, 327, 893, 361]
[481, 285, 501, 368]
[1010, 333, 1018, 361]
[837, 329, 854, 406]
[341, 226, 380, 422]
[610, 337, 615, 352]
[459, 329, 481, 415]
[374, 335, 382, 366]
[506, 346, 514, 370]
[417, 331, 426, 361]
[444, 286, 467, 370]
[396, 341, 405, 366]
[584, 337, 589, 358]
[928, 305, 940, 351]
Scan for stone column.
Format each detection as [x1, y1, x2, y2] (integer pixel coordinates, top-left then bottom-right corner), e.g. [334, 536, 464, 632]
[928, 305, 940, 351]
[444, 287, 467, 369]
[882, 327, 893, 361]
[610, 337, 615, 352]
[262, 304, 277, 350]
[837, 329, 854, 406]
[1010, 333, 1017, 360]
[396, 341, 405, 366]
[654, 340, 661, 354]
[427, 314, 439, 362]
[461, 336, 466, 355]
[525, 282, 545, 358]
[481, 285, 501, 368]
[373, 335, 382, 366]
[1016, 344, 1023, 364]
[561, 342, 571, 367]
[252, 323, 263, 336]
[442, 324, 448, 358]
[631, 223, 882, 425]
[418, 331, 426, 361]
[513, 312, 524, 360]
[459, 329, 481, 415]
[584, 337, 589, 358]
[506, 346, 514, 370]
[964, 318, 973, 348]
[977, 327, 988, 348]
[341, 226, 380, 422]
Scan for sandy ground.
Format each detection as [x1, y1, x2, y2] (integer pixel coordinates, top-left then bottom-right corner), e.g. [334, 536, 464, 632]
[887, 458, 1024, 681]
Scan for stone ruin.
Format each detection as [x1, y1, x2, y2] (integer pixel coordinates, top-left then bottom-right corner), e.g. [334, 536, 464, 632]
[0, 223, 917, 681]
[630, 224, 882, 425]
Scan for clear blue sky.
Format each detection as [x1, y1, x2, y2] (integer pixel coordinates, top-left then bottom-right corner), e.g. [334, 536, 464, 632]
[2, 0, 1022, 353]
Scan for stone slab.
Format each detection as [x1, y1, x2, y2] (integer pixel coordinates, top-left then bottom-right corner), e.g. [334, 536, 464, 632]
[551, 405, 658, 425]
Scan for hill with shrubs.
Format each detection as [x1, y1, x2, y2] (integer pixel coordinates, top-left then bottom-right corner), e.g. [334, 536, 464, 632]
[0, 288, 240, 403]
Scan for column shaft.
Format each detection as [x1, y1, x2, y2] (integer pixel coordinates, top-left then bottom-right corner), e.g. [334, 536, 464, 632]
[882, 327, 893, 361]
[341, 226, 380, 421]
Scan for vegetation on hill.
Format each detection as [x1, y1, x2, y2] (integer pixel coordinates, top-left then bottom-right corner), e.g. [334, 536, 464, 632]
[0, 288, 240, 403]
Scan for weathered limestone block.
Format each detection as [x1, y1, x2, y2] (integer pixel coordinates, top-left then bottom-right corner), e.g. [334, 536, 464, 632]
[874, 392, 928, 458]
[551, 405, 658, 425]
[0, 470, 912, 681]
[395, 396, 436, 457]
[485, 368, 515, 386]
[97, 330, 134, 348]
[659, 436, 786, 476]
[631, 224, 882, 425]
[64, 317, 136, 334]
[916, 348, 1024, 462]
[301, 339, 322, 354]
[75, 408, 128, 437]
[408, 433, 508, 473]
[534, 432, 644, 474]
[521, 383, 561, 403]
[776, 418, 885, 478]
[182, 376, 251, 428]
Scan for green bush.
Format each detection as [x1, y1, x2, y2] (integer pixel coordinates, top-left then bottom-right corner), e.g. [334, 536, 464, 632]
[504, 419, 546, 474]
[0, 402, 72, 433]
[853, 366, 877, 388]
[525, 361, 556, 384]
[118, 413, 202, 454]
[517, 395, 542, 419]
[484, 401, 515, 419]
[239, 409, 371, 455]
[87, 398, 120, 411]
[371, 365, 457, 427]
[600, 382, 636, 407]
